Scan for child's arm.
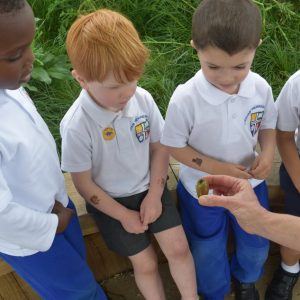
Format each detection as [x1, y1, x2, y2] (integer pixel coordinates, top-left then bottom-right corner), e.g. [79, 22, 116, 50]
[0, 201, 59, 251]
[140, 142, 169, 226]
[277, 129, 300, 192]
[249, 129, 276, 179]
[71, 170, 148, 234]
[168, 145, 252, 179]
[51, 201, 74, 233]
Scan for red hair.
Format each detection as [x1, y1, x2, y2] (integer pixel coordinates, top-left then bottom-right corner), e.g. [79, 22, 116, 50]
[66, 9, 149, 82]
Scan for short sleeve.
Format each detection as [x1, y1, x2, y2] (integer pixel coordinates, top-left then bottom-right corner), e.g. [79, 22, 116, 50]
[276, 77, 300, 132]
[147, 93, 165, 143]
[260, 86, 277, 130]
[160, 91, 192, 148]
[61, 128, 92, 172]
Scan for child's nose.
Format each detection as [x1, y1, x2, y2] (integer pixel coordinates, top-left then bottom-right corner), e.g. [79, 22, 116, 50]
[122, 86, 136, 99]
[24, 48, 35, 65]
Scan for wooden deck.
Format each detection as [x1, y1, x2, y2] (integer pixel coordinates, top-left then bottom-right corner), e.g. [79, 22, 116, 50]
[0, 155, 287, 299]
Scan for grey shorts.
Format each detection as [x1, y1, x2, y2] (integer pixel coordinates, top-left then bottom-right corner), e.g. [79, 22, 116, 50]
[86, 187, 182, 257]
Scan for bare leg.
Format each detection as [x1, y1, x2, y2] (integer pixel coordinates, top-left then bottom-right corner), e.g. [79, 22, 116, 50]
[155, 225, 198, 300]
[129, 245, 165, 300]
[281, 246, 300, 266]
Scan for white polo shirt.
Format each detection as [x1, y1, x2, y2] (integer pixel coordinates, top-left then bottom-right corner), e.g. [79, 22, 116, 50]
[0, 88, 68, 256]
[161, 70, 277, 198]
[276, 70, 300, 153]
[60, 87, 164, 198]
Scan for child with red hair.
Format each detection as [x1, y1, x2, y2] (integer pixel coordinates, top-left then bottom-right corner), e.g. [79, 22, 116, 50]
[61, 9, 198, 300]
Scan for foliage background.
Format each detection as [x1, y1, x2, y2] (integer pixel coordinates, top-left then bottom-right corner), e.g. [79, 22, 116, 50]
[27, 0, 300, 147]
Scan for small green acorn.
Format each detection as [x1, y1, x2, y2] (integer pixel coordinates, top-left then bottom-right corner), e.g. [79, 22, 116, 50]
[195, 178, 209, 197]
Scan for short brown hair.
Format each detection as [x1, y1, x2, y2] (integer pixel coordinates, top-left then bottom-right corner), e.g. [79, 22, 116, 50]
[192, 0, 262, 54]
[66, 9, 149, 83]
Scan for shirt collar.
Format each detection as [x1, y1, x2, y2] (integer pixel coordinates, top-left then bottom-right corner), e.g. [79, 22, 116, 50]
[80, 89, 138, 127]
[195, 70, 256, 105]
[1, 88, 20, 105]
[0, 89, 7, 104]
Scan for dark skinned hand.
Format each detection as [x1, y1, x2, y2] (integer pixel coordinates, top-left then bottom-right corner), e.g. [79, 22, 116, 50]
[51, 200, 74, 234]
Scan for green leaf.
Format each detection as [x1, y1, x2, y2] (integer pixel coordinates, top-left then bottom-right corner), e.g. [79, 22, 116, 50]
[22, 83, 38, 92]
[31, 67, 52, 84]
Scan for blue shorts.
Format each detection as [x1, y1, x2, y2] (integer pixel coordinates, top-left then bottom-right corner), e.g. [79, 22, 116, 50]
[0, 200, 107, 300]
[177, 181, 269, 299]
[280, 163, 300, 217]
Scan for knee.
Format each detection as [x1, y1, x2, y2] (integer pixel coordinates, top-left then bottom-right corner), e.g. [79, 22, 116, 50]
[166, 240, 191, 262]
[133, 257, 158, 275]
[238, 245, 269, 267]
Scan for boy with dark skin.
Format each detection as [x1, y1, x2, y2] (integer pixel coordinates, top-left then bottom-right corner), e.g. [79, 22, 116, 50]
[0, 1, 106, 299]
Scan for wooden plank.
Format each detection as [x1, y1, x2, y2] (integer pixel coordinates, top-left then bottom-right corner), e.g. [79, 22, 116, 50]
[0, 272, 28, 299]
[79, 214, 99, 236]
[13, 274, 40, 300]
[0, 260, 12, 277]
[85, 233, 132, 281]
[64, 173, 87, 216]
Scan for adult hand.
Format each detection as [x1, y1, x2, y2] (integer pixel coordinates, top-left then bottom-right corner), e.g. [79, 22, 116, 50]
[52, 200, 74, 234]
[198, 175, 266, 234]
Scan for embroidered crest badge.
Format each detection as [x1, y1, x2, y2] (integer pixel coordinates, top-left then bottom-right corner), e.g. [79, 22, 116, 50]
[135, 119, 150, 143]
[250, 111, 264, 136]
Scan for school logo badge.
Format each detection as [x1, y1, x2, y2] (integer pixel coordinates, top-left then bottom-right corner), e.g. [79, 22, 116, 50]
[250, 111, 264, 136]
[102, 127, 116, 141]
[135, 119, 150, 143]
[244, 105, 265, 137]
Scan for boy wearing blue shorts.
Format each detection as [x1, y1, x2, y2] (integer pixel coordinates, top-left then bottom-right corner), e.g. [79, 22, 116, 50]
[161, 0, 277, 299]
[0, 1, 106, 299]
[265, 71, 300, 299]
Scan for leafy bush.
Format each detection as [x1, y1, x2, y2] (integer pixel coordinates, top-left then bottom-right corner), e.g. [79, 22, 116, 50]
[27, 0, 300, 147]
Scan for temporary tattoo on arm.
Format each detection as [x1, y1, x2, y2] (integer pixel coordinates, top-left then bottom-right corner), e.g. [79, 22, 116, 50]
[192, 157, 203, 167]
[157, 177, 166, 188]
[90, 195, 100, 205]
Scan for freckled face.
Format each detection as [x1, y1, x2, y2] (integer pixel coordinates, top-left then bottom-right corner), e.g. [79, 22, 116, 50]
[79, 71, 138, 112]
[0, 3, 35, 90]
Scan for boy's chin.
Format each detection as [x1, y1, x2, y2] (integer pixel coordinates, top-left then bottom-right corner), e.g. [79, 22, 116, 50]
[20, 73, 32, 85]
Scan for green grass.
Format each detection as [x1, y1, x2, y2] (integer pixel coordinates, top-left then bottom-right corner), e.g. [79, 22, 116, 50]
[27, 0, 300, 148]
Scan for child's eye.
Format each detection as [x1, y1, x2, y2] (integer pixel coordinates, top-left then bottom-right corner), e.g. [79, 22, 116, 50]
[234, 66, 246, 70]
[7, 54, 22, 62]
[208, 66, 219, 70]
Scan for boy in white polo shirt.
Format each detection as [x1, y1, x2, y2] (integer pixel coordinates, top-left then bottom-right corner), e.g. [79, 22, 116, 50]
[265, 70, 300, 299]
[60, 9, 198, 300]
[161, 0, 277, 299]
[0, 1, 107, 299]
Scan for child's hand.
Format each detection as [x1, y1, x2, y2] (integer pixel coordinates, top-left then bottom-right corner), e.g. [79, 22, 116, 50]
[215, 161, 252, 179]
[249, 154, 273, 179]
[140, 193, 162, 226]
[52, 201, 74, 234]
[120, 209, 148, 234]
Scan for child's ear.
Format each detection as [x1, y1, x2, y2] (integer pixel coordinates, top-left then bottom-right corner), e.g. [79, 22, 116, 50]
[71, 70, 88, 89]
[190, 40, 197, 50]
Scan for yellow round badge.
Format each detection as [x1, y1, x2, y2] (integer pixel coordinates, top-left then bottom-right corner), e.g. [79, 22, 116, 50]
[102, 127, 116, 141]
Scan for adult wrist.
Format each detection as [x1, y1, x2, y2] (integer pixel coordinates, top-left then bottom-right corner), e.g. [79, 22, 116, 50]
[252, 208, 272, 237]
